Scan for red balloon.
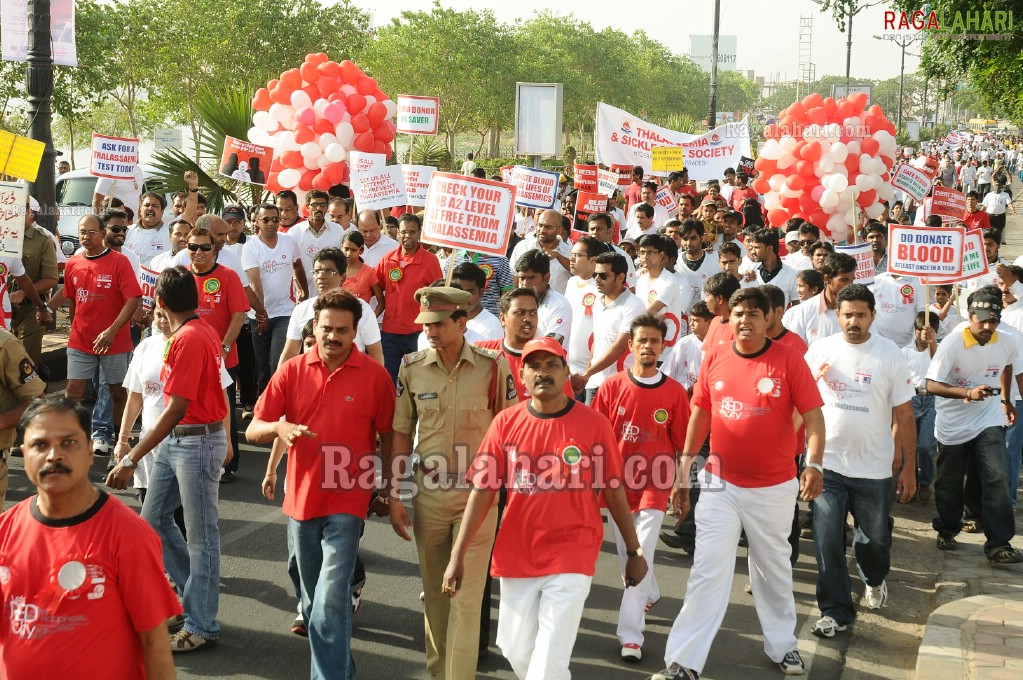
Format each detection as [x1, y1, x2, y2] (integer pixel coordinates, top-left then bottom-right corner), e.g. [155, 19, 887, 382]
[802, 92, 824, 110]
[309, 52, 329, 65]
[754, 156, 777, 175]
[269, 85, 292, 106]
[318, 61, 340, 78]
[806, 107, 827, 126]
[356, 75, 377, 96]
[299, 169, 318, 192]
[372, 141, 389, 156]
[323, 162, 345, 185]
[781, 196, 801, 212]
[294, 125, 316, 144]
[367, 102, 387, 126]
[767, 208, 790, 227]
[265, 172, 282, 194]
[313, 119, 335, 135]
[861, 138, 880, 156]
[316, 77, 337, 99]
[302, 84, 320, 103]
[347, 94, 367, 115]
[809, 209, 828, 227]
[339, 161, 350, 183]
[354, 132, 374, 153]
[372, 89, 387, 104]
[848, 92, 869, 113]
[252, 88, 272, 112]
[801, 141, 822, 161]
[267, 79, 280, 90]
[339, 60, 362, 85]
[383, 146, 393, 161]
[374, 123, 396, 144]
[785, 175, 805, 191]
[845, 154, 860, 173]
[281, 69, 303, 91]
[752, 178, 771, 194]
[796, 160, 815, 178]
[837, 100, 855, 120]
[763, 124, 779, 140]
[327, 92, 345, 103]
[281, 151, 304, 170]
[856, 190, 876, 207]
[823, 97, 838, 119]
[868, 104, 884, 118]
[881, 156, 894, 170]
[351, 113, 370, 133]
[300, 62, 319, 85]
[798, 192, 817, 213]
[789, 101, 806, 119]
[311, 172, 332, 191]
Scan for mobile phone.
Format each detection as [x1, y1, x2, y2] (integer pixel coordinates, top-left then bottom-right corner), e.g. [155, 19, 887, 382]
[989, 387, 1002, 395]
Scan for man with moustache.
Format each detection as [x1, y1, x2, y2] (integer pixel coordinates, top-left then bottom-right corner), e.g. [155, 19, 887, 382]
[509, 209, 572, 294]
[124, 192, 171, 268]
[357, 209, 399, 268]
[292, 190, 344, 292]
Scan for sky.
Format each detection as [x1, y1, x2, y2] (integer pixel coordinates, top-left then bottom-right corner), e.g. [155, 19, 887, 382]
[359, 0, 922, 82]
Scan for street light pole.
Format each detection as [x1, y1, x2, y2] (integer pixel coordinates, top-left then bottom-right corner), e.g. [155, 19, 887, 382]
[896, 39, 906, 131]
[708, 0, 720, 129]
[26, 0, 56, 234]
[845, 5, 853, 92]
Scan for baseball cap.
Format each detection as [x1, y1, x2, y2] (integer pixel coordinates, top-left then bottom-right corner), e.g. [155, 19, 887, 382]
[28, 195, 40, 212]
[414, 286, 471, 324]
[521, 337, 568, 363]
[785, 230, 800, 243]
[222, 204, 246, 221]
[723, 210, 744, 224]
[969, 293, 1002, 321]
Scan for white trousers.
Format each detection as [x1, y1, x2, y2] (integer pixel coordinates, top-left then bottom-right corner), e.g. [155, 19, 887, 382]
[496, 573, 592, 680]
[663, 471, 799, 673]
[611, 508, 664, 646]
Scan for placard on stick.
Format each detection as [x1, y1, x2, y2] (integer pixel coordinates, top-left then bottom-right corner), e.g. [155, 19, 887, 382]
[218, 136, 272, 186]
[509, 165, 559, 210]
[401, 165, 436, 205]
[421, 173, 515, 257]
[651, 146, 684, 173]
[351, 165, 408, 211]
[90, 133, 140, 180]
[891, 163, 934, 204]
[0, 131, 45, 182]
[574, 164, 597, 192]
[920, 229, 988, 285]
[930, 186, 967, 222]
[834, 242, 874, 286]
[0, 182, 27, 258]
[887, 224, 965, 278]
[597, 168, 619, 197]
[396, 95, 440, 135]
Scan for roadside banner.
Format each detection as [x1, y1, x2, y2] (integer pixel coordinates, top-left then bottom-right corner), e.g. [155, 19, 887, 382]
[422, 173, 515, 256]
[351, 165, 408, 211]
[138, 266, 159, 311]
[90, 133, 139, 181]
[887, 224, 965, 278]
[401, 164, 436, 205]
[921, 229, 988, 284]
[509, 165, 559, 210]
[930, 186, 967, 222]
[597, 168, 619, 197]
[834, 242, 875, 286]
[595, 102, 751, 180]
[573, 164, 598, 192]
[891, 163, 934, 204]
[218, 136, 272, 186]
[0, 182, 27, 258]
[396, 95, 440, 135]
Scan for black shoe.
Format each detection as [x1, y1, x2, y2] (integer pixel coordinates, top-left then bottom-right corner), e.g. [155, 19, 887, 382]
[937, 535, 958, 551]
[219, 470, 236, 484]
[659, 531, 695, 554]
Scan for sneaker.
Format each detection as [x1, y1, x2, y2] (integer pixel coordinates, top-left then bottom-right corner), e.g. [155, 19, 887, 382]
[778, 650, 805, 675]
[660, 531, 694, 553]
[93, 440, 113, 455]
[744, 582, 753, 595]
[811, 615, 847, 638]
[987, 547, 1023, 564]
[291, 610, 307, 637]
[106, 456, 117, 472]
[649, 663, 700, 679]
[166, 614, 185, 632]
[352, 589, 362, 615]
[937, 535, 958, 551]
[799, 515, 813, 539]
[962, 519, 983, 534]
[170, 629, 215, 652]
[241, 406, 254, 420]
[917, 484, 931, 502]
[863, 581, 888, 610]
[219, 470, 236, 484]
[621, 643, 642, 662]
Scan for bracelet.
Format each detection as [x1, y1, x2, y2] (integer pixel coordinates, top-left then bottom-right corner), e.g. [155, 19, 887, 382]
[265, 472, 276, 477]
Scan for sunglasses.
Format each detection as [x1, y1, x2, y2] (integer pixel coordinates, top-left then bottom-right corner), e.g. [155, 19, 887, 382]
[107, 226, 126, 234]
[187, 243, 214, 252]
[594, 272, 613, 280]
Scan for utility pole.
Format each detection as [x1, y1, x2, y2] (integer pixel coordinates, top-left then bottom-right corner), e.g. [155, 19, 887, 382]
[708, 0, 720, 129]
[845, 5, 853, 92]
[26, 0, 57, 233]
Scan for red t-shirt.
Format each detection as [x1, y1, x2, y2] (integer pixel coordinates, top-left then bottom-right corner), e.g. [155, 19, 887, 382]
[475, 339, 573, 401]
[193, 264, 249, 369]
[772, 329, 809, 454]
[730, 186, 759, 212]
[161, 317, 228, 425]
[469, 400, 623, 578]
[375, 246, 443, 334]
[701, 316, 734, 355]
[624, 183, 643, 214]
[341, 264, 379, 303]
[962, 209, 990, 231]
[0, 493, 182, 680]
[255, 345, 395, 520]
[591, 371, 690, 512]
[63, 249, 143, 355]
[693, 340, 823, 488]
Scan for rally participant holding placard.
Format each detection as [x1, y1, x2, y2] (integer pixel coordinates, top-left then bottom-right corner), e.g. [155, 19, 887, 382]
[509, 209, 572, 294]
[514, 250, 572, 348]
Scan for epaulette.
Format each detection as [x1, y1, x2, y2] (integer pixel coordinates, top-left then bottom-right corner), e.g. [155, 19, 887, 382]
[470, 345, 501, 360]
[402, 350, 429, 365]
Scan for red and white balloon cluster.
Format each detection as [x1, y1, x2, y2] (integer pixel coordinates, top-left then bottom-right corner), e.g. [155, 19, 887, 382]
[248, 53, 396, 194]
[752, 92, 898, 242]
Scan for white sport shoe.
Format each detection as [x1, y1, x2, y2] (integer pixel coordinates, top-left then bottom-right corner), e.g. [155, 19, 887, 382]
[863, 581, 888, 609]
[778, 650, 805, 675]
[811, 615, 847, 638]
[621, 643, 642, 662]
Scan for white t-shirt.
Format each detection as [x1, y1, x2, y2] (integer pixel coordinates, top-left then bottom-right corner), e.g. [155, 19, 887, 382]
[0, 255, 27, 330]
[173, 247, 250, 287]
[806, 333, 915, 478]
[586, 289, 646, 389]
[241, 232, 301, 319]
[901, 343, 933, 391]
[636, 268, 691, 345]
[711, 236, 748, 258]
[926, 322, 1022, 445]
[930, 302, 961, 341]
[149, 249, 178, 273]
[982, 191, 1011, 216]
[564, 276, 598, 375]
[676, 253, 722, 302]
[871, 273, 925, 348]
[660, 333, 703, 390]
[624, 201, 672, 240]
[782, 293, 840, 346]
[124, 224, 171, 268]
[361, 235, 399, 268]
[467, 308, 503, 341]
[783, 251, 814, 271]
[509, 237, 572, 294]
[537, 287, 573, 346]
[998, 303, 1023, 402]
[286, 294, 380, 351]
[290, 220, 344, 290]
[754, 261, 800, 307]
[94, 165, 144, 215]
[977, 166, 992, 184]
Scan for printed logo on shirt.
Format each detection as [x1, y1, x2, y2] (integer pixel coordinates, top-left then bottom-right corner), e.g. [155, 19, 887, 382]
[719, 396, 772, 420]
[204, 278, 221, 294]
[985, 365, 1001, 378]
[900, 284, 915, 304]
[853, 370, 872, 385]
[96, 274, 113, 289]
[0, 263, 7, 278]
[756, 377, 781, 397]
[622, 421, 641, 442]
[647, 290, 657, 304]
[75, 289, 89, 304]
[18, 358, 36, 384]
[261, 259, 284, 275]
[652, 408, 669, 425]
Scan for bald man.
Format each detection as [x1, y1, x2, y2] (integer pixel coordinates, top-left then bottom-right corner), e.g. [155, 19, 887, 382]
[508, 209, 573, 294]
[358, 210, 400, 268]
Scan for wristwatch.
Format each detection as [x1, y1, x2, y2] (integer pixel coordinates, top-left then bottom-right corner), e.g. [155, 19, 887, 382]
[120, 455, 136, 469]
[221, 343, 231, 354]
[188, 188, 199, 193]
[807, 462, 824, 474]
[626, 547, 644, 558]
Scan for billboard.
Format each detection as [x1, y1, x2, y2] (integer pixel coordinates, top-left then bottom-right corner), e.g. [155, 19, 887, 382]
[689, 35, 737, 73]
[831, 85, 873, 105]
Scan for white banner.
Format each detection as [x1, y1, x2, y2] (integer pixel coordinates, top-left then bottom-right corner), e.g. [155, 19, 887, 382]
[1, 0, 78, 66]
[594, 102, 750, 180]
[351, 165, 408, 211]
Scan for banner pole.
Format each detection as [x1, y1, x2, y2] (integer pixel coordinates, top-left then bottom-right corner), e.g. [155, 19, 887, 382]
[444, 249, 457, 285]
[924, 283, 930, 329]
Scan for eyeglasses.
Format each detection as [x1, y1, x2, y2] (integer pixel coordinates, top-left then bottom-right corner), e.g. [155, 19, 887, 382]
[258, 217, 280, 224]
[313, 268, 339, 276]
[187, 243, 214, 252]
[108, 226, 126, 234]
[308, 202, 328, 209]
[594, 272, 612, 280]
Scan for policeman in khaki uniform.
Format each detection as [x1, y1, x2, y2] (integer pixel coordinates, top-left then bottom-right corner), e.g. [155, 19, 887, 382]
[0, 328, 46, 506]
[388, 285, 515, 680]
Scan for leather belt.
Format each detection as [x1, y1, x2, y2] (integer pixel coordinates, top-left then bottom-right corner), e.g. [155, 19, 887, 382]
[171, 422, 225, 438]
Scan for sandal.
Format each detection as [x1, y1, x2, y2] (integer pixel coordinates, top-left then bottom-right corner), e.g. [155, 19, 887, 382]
[170, 629, 215, 652]
[937, 535, 958, 551]
[987, 547, 1023, 564]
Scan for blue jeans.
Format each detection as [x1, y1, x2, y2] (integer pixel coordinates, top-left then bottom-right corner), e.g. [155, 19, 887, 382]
[381, 331, 420, 384]
[913, 394, 937, 486]
[250, 316, 289, 396]
[813, 471, 893, 626]
[1004, 400, 1023, 509]
[289, 513, 363, 680]
[934, 426, 1016, 557]
[141, 429, 227, 639]
[91, 366, 114, 444]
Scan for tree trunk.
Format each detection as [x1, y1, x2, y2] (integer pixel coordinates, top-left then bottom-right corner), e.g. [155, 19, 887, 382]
[578, 121, 586, 160]
[488, 126, 500, 157]
[68, 117, 75, 168]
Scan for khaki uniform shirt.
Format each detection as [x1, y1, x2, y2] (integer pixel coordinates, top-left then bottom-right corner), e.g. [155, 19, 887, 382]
[17, 225, 59, 284]
[0, 329, 46, 449]
[394, 340, 514, 474]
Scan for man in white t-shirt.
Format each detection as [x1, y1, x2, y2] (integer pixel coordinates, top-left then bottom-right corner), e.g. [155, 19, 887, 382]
[357, 210, 399, 268]
[783, 252, 857, 346]
[676, 219, 722, 303]
[925, 291, 1023, 563]
[572, 252, 645, 403]
[586, 212, 637, 288]
[92, 163, 145, 217]
[750, 228, 800, 307]
[871, 272, 925, 347]
[123, 192, 171, 268]
[291, 190, 344, 290]
[452, 262, 503, 340]
[636, 234, 691, 346]
[242, 203, 309, 396]
[149, 219, 190, 273]
[981, 182, 1015, 233]
[661, 300, 714, 394]
[804, 284, 916, 639]
[564, 236, 601, 395]
[514, 250, 572, 347]
[624, 182, 671, 239]
[509, 209, 572, 294]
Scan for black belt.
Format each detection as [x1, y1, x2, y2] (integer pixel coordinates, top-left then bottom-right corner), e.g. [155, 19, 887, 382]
[171, 422, 224, 438]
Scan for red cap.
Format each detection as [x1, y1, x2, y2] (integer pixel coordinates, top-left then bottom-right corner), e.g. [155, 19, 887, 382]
[521, 337, 568, 363]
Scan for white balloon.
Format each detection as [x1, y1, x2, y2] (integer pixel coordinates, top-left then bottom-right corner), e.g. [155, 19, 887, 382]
[290, 90, 313, 110]
[827, 123, 842, 143]
[820, 189, 840, 210]
[764, 192, 780, 210]
[865, 202, 885, 219]
[340, 84, 357, 96]
[832, 164, 849, 178]
[855, 173, 874, 192]
[819, 156, 836, 173]
[874, 130, 897, 157]
[383, 99, 397, 119]
[313, 99, 329, 119]
[364, 95, 376, 110]
[317, 155, 330, 168]
[846, 141, 861, 156]
[801, 124, 820, 141]
[777, 153, 796, 170]
[829, 174, 848, 193]
[760, 139, 782, 160]
[830, 222, 850, 243]
[335, 122, 355, 148]
[324, 143, 346, 163]
[253, 110, 276, 132]
[279, 131, 299, 153]
[318, 133, 337, 148]
[768, 174, 786, 192]
[304, 155, 319, 170]
[247, 127, 265, 146]
[877, 183, 895, 202]
[779, 136, 797, 153]
[843, 116, 860, 130]
[829, 142, 849, 164]
[278, 168, 301, 189]
[301, 141, 321, 159]
[269, 103, 294, 124]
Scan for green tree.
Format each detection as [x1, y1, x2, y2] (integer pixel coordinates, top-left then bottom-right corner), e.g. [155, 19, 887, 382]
[715, 70, 760, 117]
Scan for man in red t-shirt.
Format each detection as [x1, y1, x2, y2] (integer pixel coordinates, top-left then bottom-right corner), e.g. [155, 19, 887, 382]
[375, 213, 443, 382]
[441, 337, 648, 679]
[651, 288, 825, 680]
[729, 172, 759, 213]
[962, 191, 991, 231]
[0, 396, 180, 678]
[591, 314, 689, 662]
[60, 214, 142, 449]
[247, 289, 395, 679]
[106, 266, 230, 652]
[700, 271, 741, 355]
[624, 166, 645, 215]
[186, 226, 249, 482]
